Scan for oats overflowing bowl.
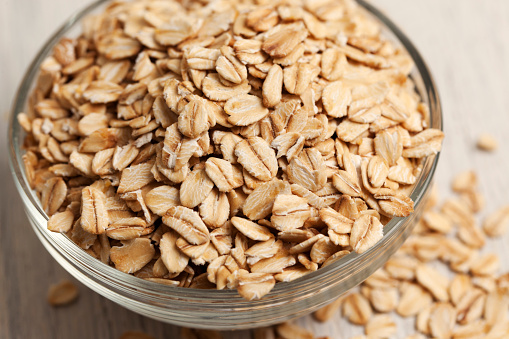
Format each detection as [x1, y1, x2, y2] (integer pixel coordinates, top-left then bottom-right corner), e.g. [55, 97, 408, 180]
[9, 0, 443, 329]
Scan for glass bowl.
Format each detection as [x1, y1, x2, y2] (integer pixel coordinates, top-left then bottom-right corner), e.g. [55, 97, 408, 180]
[8, 0, 442, 330]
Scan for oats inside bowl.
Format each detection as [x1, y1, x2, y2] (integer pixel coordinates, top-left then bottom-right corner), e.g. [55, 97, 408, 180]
[18, 0, 444, 301]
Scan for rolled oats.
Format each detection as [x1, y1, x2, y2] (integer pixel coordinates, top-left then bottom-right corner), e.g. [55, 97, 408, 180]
[313, 296, 344, 322]
[270, 100, 307, 135]
[47, 210, 74, 233]
[451, 171, 478, 193]
[262, 64, 284, 108]
[455, 288, 486, 325]
[483, 205, 509, 237]
[375, 188, 414, 218]
[288, 148, 327, 192]
[250, 248, 296, 274]
[41, 177, 67, 216]
[321, 48, 346, 81]
[231, 217, 272, 242]
[204, 158, 243, 193]
[415, 264, 450, 302]
[110, 238, 155, 274]
[262, 22, 308, 58]
[199, 189, 230, 229]
[364, 269, 399, 290]
[81, 186, 109, 235]
[343, 293, 373, 325]
[365, 314, 397, 339]
[429, 302, 456, 339]
[470, 253, 500, 277]
[179, 167, 214, 209]
[422, 211, 453, 234]
[368, 287, 399, 313]
[271, 132, 306, 161]
[350, 214, 383, 254]
[276, 323, 313, 339]
[477, 133, 498, 152]
[271, 194, 311, 231]
[202, 74, 251, 102]
[284, 62, 320, 95]
[253, 327, 275, 339]
[310, 236, 340, 264]
[47, 280, 79, 307]
[163, 206, 210, 246]
[243, 178, 286, 221]
[235, 137, 277, 182]
[177, 96, 216, 139]
[397, 283, 432, 317]
[403, 129, 445, 158]
[484, 288, 509, 326]
[452, 321, 490, 339]
[225, 94, 269, 127]
[24, 0, 443, 302]
[145, 186, 180, 216]
[309, 169, 508, 338]
[118, 160, 155, 194]
[237, 272, 275, 301]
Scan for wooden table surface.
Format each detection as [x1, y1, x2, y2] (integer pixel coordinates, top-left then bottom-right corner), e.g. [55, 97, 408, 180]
[1, 1, 508, 338]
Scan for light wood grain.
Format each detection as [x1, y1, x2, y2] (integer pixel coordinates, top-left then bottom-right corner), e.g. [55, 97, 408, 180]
[1, 1, 508, 338]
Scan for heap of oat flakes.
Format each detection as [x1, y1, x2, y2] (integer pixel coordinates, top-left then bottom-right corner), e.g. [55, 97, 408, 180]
[20, 0, 444, 300]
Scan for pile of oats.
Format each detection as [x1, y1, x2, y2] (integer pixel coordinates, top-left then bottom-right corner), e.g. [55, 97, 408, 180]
[20, 0, 443, 300]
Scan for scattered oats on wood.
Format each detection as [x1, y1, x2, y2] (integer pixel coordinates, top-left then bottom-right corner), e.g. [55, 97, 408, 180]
[428, 302, 456, 339]
[483, 205, 509, 237]
[397, 283, 432, 317]
[415, 264, 450, 302]
[470, 253, 500, 277]
[422, 211, 453, 234]
[276, 322, 314, 339]
[23, 0, 443, 302]
[451, 320, 490, 339]
[313, 296, 344, 322]
[484, 288, 509, 326]
[363, 269, 399, 290]
[476, 133, 498, 152]
[368, 287, 399, 314]
[47, 280, 79, 306]
[451, 170, 478, 193]
[365, 314, 397, 339]
[300, 167, 509, 339]
[342, 293, 373, 325]
[455, 288, 486, 325]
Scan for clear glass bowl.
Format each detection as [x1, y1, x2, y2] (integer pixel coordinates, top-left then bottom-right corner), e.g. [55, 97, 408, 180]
[8, 0, 442, 330]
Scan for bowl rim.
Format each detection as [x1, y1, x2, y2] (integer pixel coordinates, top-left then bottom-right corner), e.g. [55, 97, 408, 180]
[8, 0, 443, 306]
